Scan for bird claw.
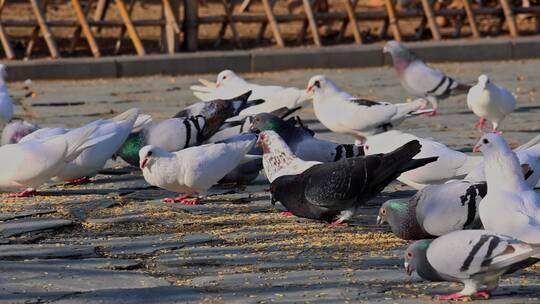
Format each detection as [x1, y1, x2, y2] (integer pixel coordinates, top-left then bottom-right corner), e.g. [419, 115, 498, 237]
[473, 291, 490, 300]
[474, 118, 487, 131]
[280, 211, 294, 217]
[8, 189, 37, 198]
[423, 110, 437, 117]
[65, 177, 92, 186]
[164, 195, 200, 205]
[325, 220, 348, 228]
[437, 293, 472, 301]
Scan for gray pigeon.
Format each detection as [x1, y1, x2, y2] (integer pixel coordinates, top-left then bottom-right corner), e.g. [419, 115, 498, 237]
[1, 120, 39, 145]
[377, 180, 486, 240]
[404, 230, 540, 301]
[384, 41, 470, 114]
[250, 112, 363, 162]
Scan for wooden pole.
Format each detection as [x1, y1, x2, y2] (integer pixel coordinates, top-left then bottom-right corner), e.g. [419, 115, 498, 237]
[0, 0, 14, 59]
[114, 0, 137, 54]
[343, 0, 362, 44]
[93, 0, 109, 33]
[71, 0, 101, 57]
[184, 0, 198, 51]
[499, 0, 518, 37]
[261, 0, 285, 47]
[462, 0, 480, 37]
[163, 0, 182, 54]
[302, 0, 322, 46]
[29, 0, 60, 58]
[420, 0, 441, 40]
[115, 0, 146, 55]
[383, 0, 402, 41]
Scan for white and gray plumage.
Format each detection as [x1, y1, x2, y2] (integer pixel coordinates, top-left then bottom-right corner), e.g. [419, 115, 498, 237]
[384, 41, 470, 114]
[1, 120, 39, 145]
[21, 108, 138, 182]
[475, 133, 540, 244]
[405, 230, 540, 300]
[0, 64, 14, 126]
[364, 130, 482, 189]
[191, 70, 311, 116]
[467, 74, 516, 133]
[307, 75, 431, 144]
[0, 124, 114, 197]
[378, 180, 486, 240]
[139, 138, 256, 204]
[215, 133, 262, 185]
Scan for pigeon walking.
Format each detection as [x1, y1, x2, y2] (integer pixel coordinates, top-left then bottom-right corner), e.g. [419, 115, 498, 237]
[139, 138, 256, 205]
[475, 133, 540, 243]
[0, 125, 113, 197]
[190, 70, 311, 116]
[467, 75, 516, 133]
[377, 180, 486, 240]
[1, 120, 39, 145]
[384, 41, 470, 115]
[404, 230, 540, 300]
[307, 75, 431, 144]
[0, 64, 13, 127]
[260, 131, 437, 225]
[250, 112, 364, 162]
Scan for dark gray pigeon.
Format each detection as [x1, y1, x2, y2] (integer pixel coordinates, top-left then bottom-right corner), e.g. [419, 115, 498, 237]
[251, 112, 363, 162]
[405, 230, 540, 301]
[268, 138, 438, 226]
[377, 180, 487, 240]
[384, 41, 470, 115]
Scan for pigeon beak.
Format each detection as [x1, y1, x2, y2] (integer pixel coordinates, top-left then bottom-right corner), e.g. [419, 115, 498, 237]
[376, 215, 382, 225]
[140, 158, 148, 170]
[404, 262, 413, 276]
[473, 144, 481, 153]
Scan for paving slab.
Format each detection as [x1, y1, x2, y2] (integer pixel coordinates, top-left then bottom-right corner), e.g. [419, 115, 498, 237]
[0, 244, 97, 259]
[0, 218, 73, 237]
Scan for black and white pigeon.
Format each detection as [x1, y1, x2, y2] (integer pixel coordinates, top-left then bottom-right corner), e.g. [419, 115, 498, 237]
[384, 40, 470, 115]
[307, 75, 432, 144]
[377, 180, 487, 240]
[250, 112, 364, 162]
[259, 131, 438, 226]
[404, 230, 540, 301]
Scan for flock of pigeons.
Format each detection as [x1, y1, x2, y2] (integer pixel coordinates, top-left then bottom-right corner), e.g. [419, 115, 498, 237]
[0, 41, 536, 301]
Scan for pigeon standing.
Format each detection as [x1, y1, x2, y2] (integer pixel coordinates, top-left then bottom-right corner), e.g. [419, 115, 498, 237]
[139, 138, 256, 205]
[260, 131, 437, 225]
[467, 74, 516, 133]
[377, 180, 486, 240]
[307, 75, 431, 144]
[364, 130, 482, 189]
[1, 120, 39, 145]
[0, 125, 113, 197]
[190, 70, 311, 116]
[0, 64, 14, 127]
[250, 112, 364, 162]
[404, 230, 540, 300]
[384, 40, 470, 115]
[475, 133, 540, 243]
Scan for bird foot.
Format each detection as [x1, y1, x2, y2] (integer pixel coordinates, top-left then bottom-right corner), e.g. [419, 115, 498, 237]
[280, 211, 294, 217]
[164, 195, 200, 205]
[437, 293, 472, 301]
[325, 220, 348, 228]
[65, 177, 92, 186]
[474, 118, 487, 131]
[491, 129, 503, 135]
[423, 110, 438, 117]
[473, 291, 490, 300]
[8, 189, 37, 198]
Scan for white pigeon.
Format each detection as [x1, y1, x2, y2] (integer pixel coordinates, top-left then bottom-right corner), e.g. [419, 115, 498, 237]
[475, 133, 540, 244]
[190, 70, 311, 116]
[0, 125, 113, 197]
[21, 108, 139, 183]
[257, 130, 321, 183]
[467, 75, 516, 133]
[139, 138, 256, 205]
[0, 64, 14, 126]
[364, 130, 481, 189]
[307, 75, 431, 144]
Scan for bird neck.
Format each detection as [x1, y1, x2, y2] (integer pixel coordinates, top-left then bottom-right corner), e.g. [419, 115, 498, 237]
[262, 142, 302, 182]
[118, 132, 145, 166]
[484, 150, 529, 192]
[416, 253, 445, 282]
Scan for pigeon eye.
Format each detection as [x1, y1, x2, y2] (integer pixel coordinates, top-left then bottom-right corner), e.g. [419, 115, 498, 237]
[147, 151, 153, 157]
[406, 252, 413, 258]
[314, 80, 321, 88]
[365, 145, 369, 150]
[482, 139, 489, 144]
[381, 208, 386, 215]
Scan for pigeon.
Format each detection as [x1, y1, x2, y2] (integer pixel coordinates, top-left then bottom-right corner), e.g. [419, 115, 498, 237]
[258, 131, 321, 183]
[307, 75, 431, 144]
[21, 109, 138, 183]
[475, 133, 540, 244]
[383, 40, 470, 115]
[250, 112, 364, 162]
[0, 64, 13, 127]
[377, 180, 487, 240]
[216, 133, 263, 185]
[139, 138, 256, 205]
[404, 230, 540, 300]
[0, 125, 114, 197]
[1, 120, 39, 145]
[364, 130, 482, 189]
[467, 74, 516, 133]
[191, 70, 311, 116]
[262, 131, 438, 225]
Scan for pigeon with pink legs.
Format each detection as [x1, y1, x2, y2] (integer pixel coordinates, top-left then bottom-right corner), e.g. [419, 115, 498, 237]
[404, 230, 540, 301]
[467, 75, 516, 134]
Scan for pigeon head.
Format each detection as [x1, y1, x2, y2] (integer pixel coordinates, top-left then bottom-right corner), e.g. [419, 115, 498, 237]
[473, 133, 512, 155]
[478, 74, 490, 89]
[216, 70, 239, 87]
[139, 145, 166, 170]
[383, 41, 416, 70]
[306, 75, 335, 96]
[1, 120, 39, 146]
[377, 199, 408, 225]
[256, 130, 292, 156]
[404, 239, 432, 276]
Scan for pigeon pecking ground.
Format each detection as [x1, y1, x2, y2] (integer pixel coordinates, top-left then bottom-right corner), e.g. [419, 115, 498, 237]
[1, 59, 540, 303]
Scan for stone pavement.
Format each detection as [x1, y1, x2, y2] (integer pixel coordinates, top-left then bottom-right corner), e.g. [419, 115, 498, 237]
[2, 59, 540, 303]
